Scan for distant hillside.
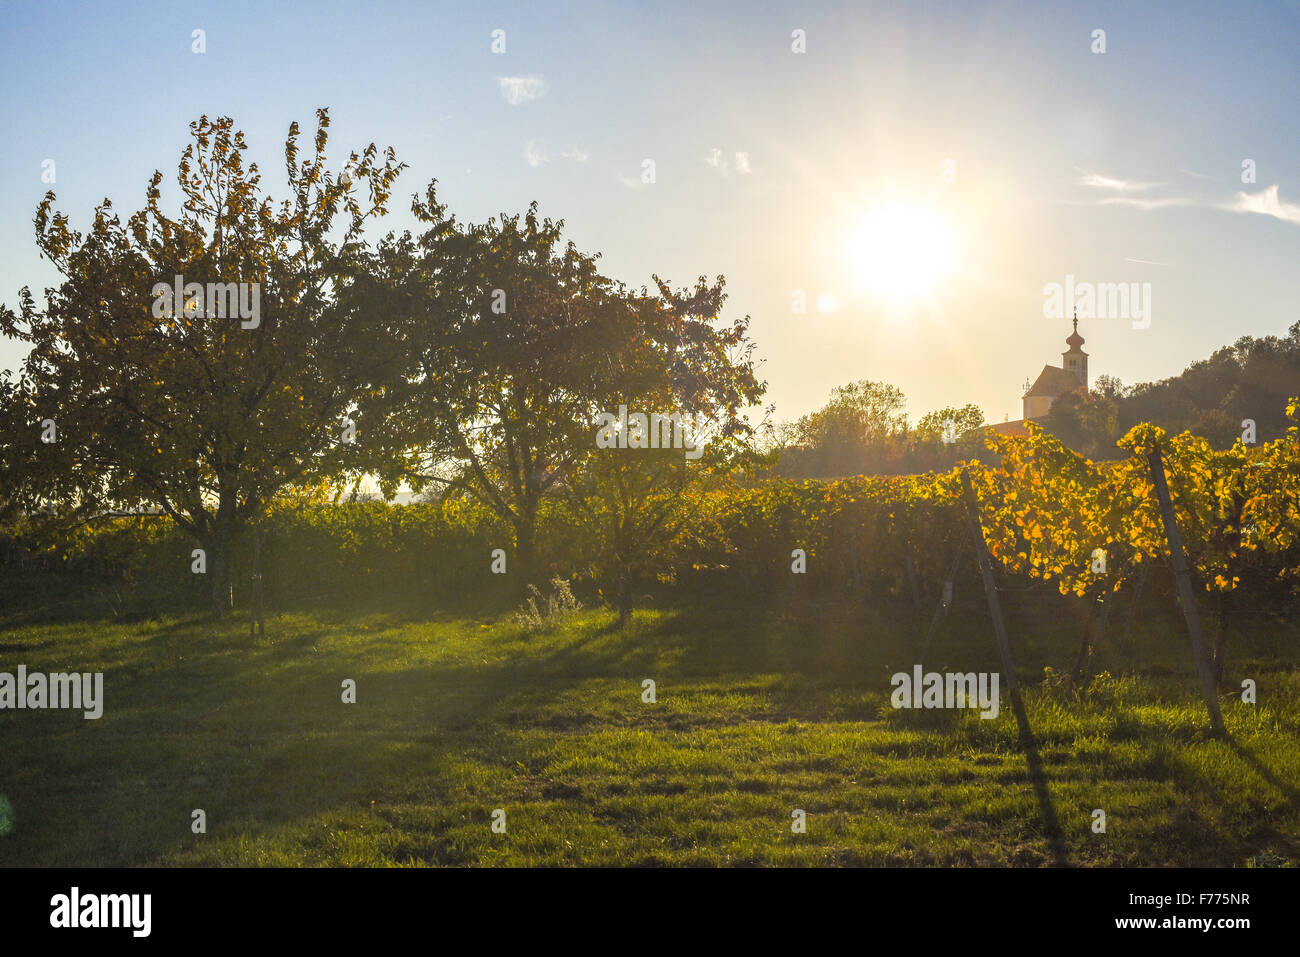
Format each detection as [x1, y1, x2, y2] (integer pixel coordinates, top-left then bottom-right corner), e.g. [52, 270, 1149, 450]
[769, 323, 1300, 479]
[1046, 321, 1300, 458]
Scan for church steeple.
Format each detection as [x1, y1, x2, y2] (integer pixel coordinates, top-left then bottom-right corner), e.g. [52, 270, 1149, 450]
[1065, 310, 1085, 350]
[1062, 309, 1088, 387]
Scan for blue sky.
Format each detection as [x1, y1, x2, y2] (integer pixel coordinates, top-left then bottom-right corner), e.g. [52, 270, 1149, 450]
[2, 0, 1298, 425]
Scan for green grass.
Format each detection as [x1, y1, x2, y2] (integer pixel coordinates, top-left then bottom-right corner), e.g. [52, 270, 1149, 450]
[1, 594, 1298, 866]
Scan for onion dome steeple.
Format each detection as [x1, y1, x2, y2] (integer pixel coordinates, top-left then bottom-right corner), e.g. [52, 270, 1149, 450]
[1061, 309, 1088, 387]
[1065, 309, 1085, 351]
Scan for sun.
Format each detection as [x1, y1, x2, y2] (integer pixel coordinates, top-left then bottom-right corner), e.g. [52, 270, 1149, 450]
[843, 199, 958, 307]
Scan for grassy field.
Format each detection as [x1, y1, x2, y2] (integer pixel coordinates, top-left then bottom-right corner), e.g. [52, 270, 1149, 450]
[1, 588, 1298, 867]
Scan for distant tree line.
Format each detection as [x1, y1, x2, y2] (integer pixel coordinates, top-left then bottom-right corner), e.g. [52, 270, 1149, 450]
[771, 324, 1300, 477]
[1046, 325, 1300, 459]
[766, 379, 984, 477]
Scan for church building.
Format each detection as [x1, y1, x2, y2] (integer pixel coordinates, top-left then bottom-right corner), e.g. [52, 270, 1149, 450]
[988, 313, 1089, 437]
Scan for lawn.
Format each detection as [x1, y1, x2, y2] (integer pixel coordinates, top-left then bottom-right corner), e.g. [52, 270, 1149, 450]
[1, 591, 1298, 867]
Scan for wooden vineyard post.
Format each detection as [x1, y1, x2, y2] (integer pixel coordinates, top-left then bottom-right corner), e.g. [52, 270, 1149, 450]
[959, 467, 1019, 695]
[917, 540, 966, 668]
[1145, 445, 1226, 735]
[1120, 561, 1150, 653]
[904, 550, 922, 612]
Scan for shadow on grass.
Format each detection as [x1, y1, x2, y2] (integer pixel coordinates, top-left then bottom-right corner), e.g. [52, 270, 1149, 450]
[3, 592, 1297, 866]
[1224, 737, 1300, 863]
[1225, 736, 1300, 810]
[1151, 737, 1300, 865]
[1007, 688, 1070, 867]
[0, 602, 961, 864]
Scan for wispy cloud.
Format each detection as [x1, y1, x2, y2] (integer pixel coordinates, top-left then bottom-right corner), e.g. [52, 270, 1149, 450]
[1228, 184, 1300, 226]
[705, 148, 753, 175]
[526, 141, 587, 166]
[1124, 257, 1168, 266]
[1070, 175, 1300, 230]
[1076, 168, 1161, 191]
[497, 75, 547, 106]
[616, 173, 645, 190]
[524, 140, 547, 168]
[1090, 196, 1194, 210]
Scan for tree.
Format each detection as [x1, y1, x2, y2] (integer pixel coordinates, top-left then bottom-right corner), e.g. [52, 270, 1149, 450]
[771, 384, 984, 477]
[566, 278, 768, 620]
[358, 191, 643, 585]
[1046, 388, 1121, 459]
[0, 111, 405, 614]
[1092, 374, 1129, 401]
[0, 372, 26, 526]
[911, 403, 985, 471]
[359, 187, 766, 591]
[775, 380, 908, 477]
[1118, 323, 1300, 445]
[915, 404, 984, 438]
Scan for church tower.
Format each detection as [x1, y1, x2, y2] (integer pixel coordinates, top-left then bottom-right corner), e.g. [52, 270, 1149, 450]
[1062, 310, 1088, 388]
[1002, 311, 1095, 433]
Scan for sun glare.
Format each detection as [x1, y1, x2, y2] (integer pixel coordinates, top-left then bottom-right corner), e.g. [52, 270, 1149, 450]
[844, 200, 958, 307]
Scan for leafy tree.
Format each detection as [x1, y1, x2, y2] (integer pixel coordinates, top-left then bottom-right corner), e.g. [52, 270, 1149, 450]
[775, 379, 907, 476]
[910, 403, 985, 470]
[1117, 323, 1300, 444]
[0, 111, 405, 613]
[565, 277, 767, 619]
[359, 187, 766, 590]
[915, 404, 984, 439]
[1046, 388, 1121, 460]
[357, 192, 647, 584]
[0, 372, 27, 526]
[772, 385, 985, 476]
[1092, 374, 1129, 401]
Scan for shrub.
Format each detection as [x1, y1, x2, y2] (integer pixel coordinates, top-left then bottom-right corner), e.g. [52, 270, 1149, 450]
[512, 577, 583, 634]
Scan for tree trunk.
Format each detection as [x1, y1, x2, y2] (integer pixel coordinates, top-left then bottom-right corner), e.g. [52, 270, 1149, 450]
[1071, 597, 1095, 684]
[615, 585, 633, 627]
[610, 509, 635, 625]
[207, 527, 234, 617]
[250, 523, 265, 638]
[514, 514, 538, 591]
[206, 499, 238, 617]
[1213, 590, 1229, 687]
[1073, 591, 1115, 686]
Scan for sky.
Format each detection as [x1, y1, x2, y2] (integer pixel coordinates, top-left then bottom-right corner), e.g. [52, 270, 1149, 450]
[1, 0, 1298, 428]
